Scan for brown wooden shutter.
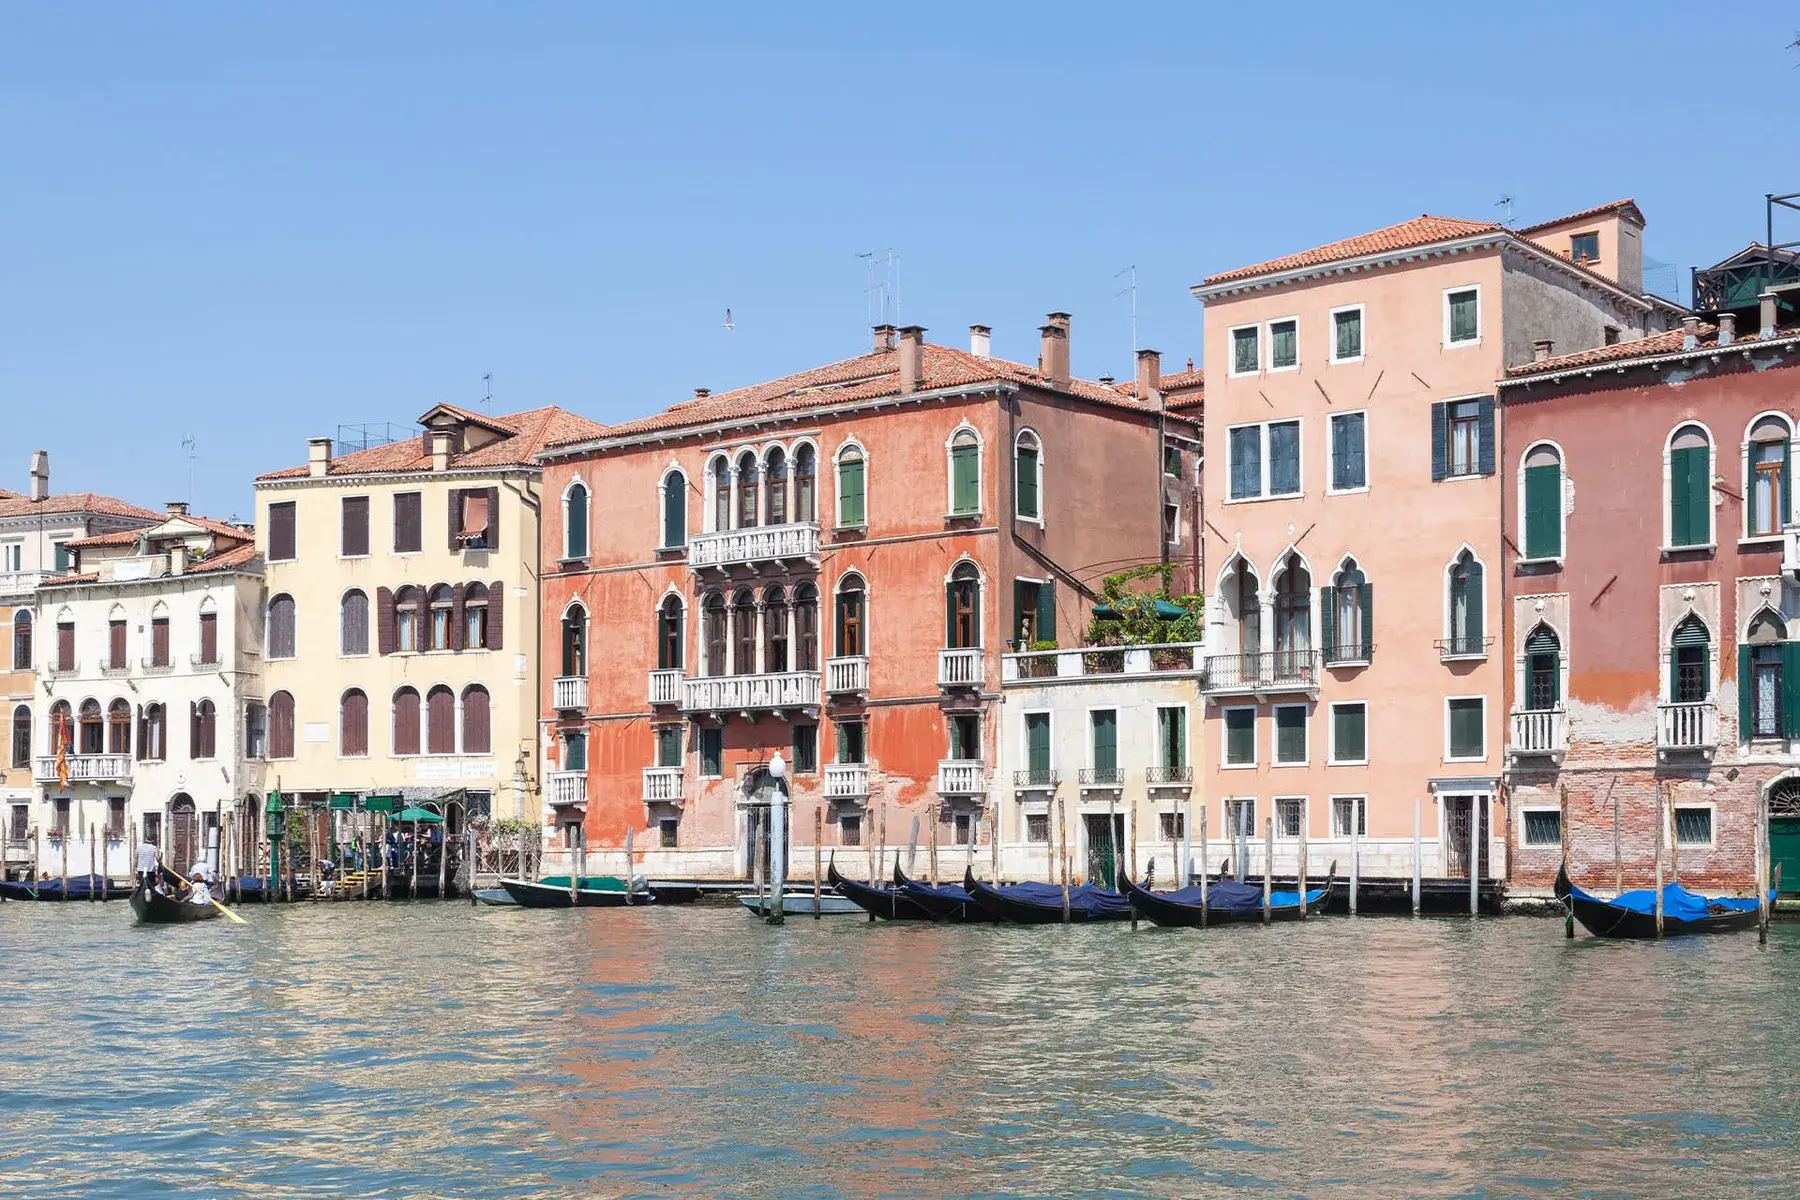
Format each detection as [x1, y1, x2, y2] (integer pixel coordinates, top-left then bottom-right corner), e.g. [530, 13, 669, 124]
[202, 703, 215, 758]
[110, 621, 126, 668]
[448, 489, 462, 550]
[270, 692, 294, 758]
[485, 487, 500, 551]
[342, 690, 368, 756]
[200, 612, 218, 663]
[269, 502, 296, 561]
[135, 704, 146, 760]
[152, 618, 169, 666]
[394, 689, 420, 755]
[450, 583, 466, 650]
[376, 586, 395, 656]
[58, 622, 74, 671]
[394, 493, 422, 553]
[488, 580, 504, 650]
[427, 686, 455, 754]
[462, 686, 490, 754]
[342, 496, 370, 556]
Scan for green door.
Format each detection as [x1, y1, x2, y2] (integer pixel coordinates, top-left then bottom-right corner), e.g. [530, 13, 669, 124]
[1772, 817, 1800, 896]
[1084, 813, 1122, 889]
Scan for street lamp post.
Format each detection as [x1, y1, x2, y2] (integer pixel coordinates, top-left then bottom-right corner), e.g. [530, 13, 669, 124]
[767, 753, 788, 925]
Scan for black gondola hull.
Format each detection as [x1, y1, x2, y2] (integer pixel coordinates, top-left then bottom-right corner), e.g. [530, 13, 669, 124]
[891, 864, 979, 921]
[129, 885, 223, 924]
[1121, 870, 1337, 927]
[960, 867, 1132, 924]
[1555, 864, 1763, 938]
[828, 860, 934, 920]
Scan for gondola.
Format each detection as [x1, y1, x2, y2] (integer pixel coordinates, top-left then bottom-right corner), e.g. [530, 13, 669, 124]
[1, 876, 131, 901]
[1121, 863, 1337, 927]
[1555, 863, 1767, 938]
[892, 863, 979, 921]
[129, 884, 223, 924]
[961, 866, 1133, 924]
[499, 875, 648, 908]
[828, 858, 934, 920]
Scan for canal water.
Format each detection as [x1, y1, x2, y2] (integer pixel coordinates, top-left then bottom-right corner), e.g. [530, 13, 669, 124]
[2, 901, 1796, 1199]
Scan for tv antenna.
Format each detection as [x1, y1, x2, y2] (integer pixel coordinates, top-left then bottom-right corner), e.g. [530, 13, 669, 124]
[858, 248, 900, 327]
[1115, 264, 1139, 355]
[723, 307, 735, 331]
[1495, 195, 1515, 226]
[181, 434, 197, 506]
[480, 373, 493, 411]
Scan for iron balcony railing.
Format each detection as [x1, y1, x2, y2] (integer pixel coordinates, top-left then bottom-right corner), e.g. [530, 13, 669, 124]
[938, 647, 984, 689]
[1322, 641, 1374, 667]
[1657, 702, 1718, 753]
[1201, 649, 1320, 693]
[648, 669, 682, 706]
[1436, 635, 1493, 660]
[937, 760, 985, 796]
[824, 655, 869, 694]
[1012, 767, 1058, 789]
[687, 522, 820, 571]
[1508, 707, 1567, 757]
[1145, 765, 1193, 786]
[641, 766, 683, 804]
[1078, 766, 1124, 787]
[553, 676, 588, 712]
[822, 762, 870, 799]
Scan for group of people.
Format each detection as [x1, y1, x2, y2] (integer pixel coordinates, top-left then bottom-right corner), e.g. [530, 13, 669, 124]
[133, 838, 217, 906]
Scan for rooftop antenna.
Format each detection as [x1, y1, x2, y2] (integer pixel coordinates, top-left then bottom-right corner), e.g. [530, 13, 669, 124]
[181, 434, 197, 507]
[858, 248, 900, 327]
[480, 373, 492, 412]
[1495, 195, 1515, 226]
[723, 307, 735, 331]
[1115, 264, 1139, 356]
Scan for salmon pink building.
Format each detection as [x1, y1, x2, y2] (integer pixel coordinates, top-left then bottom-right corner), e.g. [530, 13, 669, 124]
[537, 319, 1198, 879]
[1190, 201, 1682, 901]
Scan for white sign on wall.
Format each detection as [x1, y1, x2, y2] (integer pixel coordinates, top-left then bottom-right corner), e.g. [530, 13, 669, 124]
[302, 723, 330, 743]
[414, 760, 496, 781]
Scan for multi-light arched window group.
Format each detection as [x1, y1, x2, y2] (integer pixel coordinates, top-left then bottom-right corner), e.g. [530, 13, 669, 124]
[313, 584, 501, 658]
[39, 695, 197, 762]
[702, 442, 820, 534]
[694, 583, 823, 676]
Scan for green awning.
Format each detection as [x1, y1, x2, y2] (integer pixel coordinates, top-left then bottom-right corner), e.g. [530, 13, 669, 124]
[396, 807, 444, 824]
[1092, 598, 1189, 620]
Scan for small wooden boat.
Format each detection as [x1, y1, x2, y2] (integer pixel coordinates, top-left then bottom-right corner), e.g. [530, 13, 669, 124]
[130, 884, 223, 924]
[738, 891, 862, 916]
[828, 858, 934, 920]
[1555, 863, 1767, 939]
[892, 864, 979, 921]
[961, 866, 1132, 924]
[471, 888, 517, 906]
[499, 875, 649, 908]
[1122, 864, 1337, 927]
[646, 882, 704, 904]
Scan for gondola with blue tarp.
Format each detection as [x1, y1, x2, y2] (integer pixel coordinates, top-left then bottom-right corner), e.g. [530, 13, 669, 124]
[961, 866, 1132, 923]
[1121, 864, 1337, 927]
[1555, 862, 1768, 938]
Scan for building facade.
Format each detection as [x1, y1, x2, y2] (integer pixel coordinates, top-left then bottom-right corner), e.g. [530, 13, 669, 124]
[538, 319, 1198, 879]
[252, 404, 604, 829]
[1190, 201, 1682, 891]
[1500, 300, 1800, 896]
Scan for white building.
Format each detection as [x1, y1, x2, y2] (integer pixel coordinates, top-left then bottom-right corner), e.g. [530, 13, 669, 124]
[30, 504, 264, 877]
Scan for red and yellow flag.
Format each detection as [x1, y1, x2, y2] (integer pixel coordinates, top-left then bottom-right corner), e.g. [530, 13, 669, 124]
[55, 713, 70, 790]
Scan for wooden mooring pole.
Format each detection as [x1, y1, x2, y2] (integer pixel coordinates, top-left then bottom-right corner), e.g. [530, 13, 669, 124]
[1298, 805, 1309, 919]
[1198, 805, 1208, 928]
[1058, 797, 1070, 924]
[1468, 797, 1480, 918]
[1653, 791, 1665, 938]
[929, 802, 940, 889]
[1411, 797, 1421, 916]
[1349, 801, 1359, 916]
[87, 822, 96, 901]
[1561, 784, 1574, 938]
[1756, 795, 1768, 946]
[1261, 816, 1272, 924]
[813, 806, 823, 920]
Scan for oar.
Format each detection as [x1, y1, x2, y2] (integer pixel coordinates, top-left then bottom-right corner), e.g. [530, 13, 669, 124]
[163, 866, 248, 925]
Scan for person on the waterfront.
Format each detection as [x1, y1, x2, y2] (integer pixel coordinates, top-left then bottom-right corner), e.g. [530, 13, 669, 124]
[136, 838, 161, 891]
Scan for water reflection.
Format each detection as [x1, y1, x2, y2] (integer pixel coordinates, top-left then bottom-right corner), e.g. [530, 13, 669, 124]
[1, 902, 1796, 1198]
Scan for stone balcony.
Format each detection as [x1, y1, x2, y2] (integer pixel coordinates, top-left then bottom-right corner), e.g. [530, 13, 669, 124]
[824, 655, 868, 696]
[1002, 643, 1202, 684]
[648, 669, 682, 707]
[1508, 707, 1567, 760]
[547, 770, 587, 807]
[553, 675, 588, 712]
[823, 762, 869, 800]
[1657, 701, 1718, 757]
[641, 766, 684, 805]
[35, 754, 132, 785]
[937, 648, 984, 690]
[687, 522, 820, 573]
[680, 671, 820, 716]
[937, 760, 984, 797]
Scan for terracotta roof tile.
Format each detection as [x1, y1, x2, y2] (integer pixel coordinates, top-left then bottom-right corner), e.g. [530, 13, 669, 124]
[67, 515, 251, 549]
[258, 406, 606, 480]
[1505, 325, 1731, 378]
[1515, 198, 1644, 235]
[0, 493, 160, 522]
[1202, 215, 1502, 286]
[185, 542, 261, 574]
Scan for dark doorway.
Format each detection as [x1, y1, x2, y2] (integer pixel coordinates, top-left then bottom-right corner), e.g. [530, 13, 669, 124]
[1083, 812, 1125, 888]
[170, 795, 198, 871]
[1443, 795, 1491, 879]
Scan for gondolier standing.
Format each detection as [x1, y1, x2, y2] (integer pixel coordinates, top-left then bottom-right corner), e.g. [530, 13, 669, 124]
[136, 837, 161, 891]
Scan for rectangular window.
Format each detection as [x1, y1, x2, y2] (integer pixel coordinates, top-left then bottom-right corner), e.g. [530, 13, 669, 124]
[1013, 579, 1054, 647]
[950, 443, 979, 515]
[953, 812, 972, 845]
[1446, 288, 1480, 345]
[1267, 421, 1300, 496]
[1570, 232, 1599, 264]
[341, 496, 370, 557]
[1269, 319, 1297, 370]
[1276, 796, 1304, 839]
[659, 818, 679, 848]
[1024, 712, 1050, 774]
[1330, 412, 1367, 492]
[563, 731, 587, 772]
[1523, 460, 1563, 559]
[245, 702, 267, 758]
[840, 814, 863, 846]
[787, 724, 816, 774]
[109, 619, 128, 669]
[1090, 709, 1118, 780]
[835, 719, 866, 765]
[699, 727, 723, 777]
[1157, 706, 1187, 774]
[1, 542, 20, 572]
[1447, 698, 1485, 760]
[1330, 702, 1367, 764]
[1273, 704, 1307, 764]
[199, 611, 218, 664]
[948, 712, 980, 762]
[1447, 400, 1481, 477]
[838, 456, 867, 527]
[1333, 796, 1366, 838]
[1026, 812, 1050, 844]
[1163, 444, 1182, 477]
[56, 621, 74, 671]
[1522, 809, 1562, 847]
[1157, 811, 1185, 841]
[1332, 306, 1363, 362]
[654, 725, 683, 768]
[393, 492, 423, 553]
[1669, 442, 1710, 547]
[151, 617, 170, 667]
[1163, 502, 1179, 546]
[267, 502, 296, 562]
[1228, 421, 1300, 500]
[53, 541, 70, 573]
[53, 797, 70, 837]
[9, 804, 28, 841]
[1674, 806, 1712, 846]
[1223, 707, 1255, 766]
[1228, 426, 1262, 500]
[1225, 797, 1256, 839]
[1231, 325, 1259, 375]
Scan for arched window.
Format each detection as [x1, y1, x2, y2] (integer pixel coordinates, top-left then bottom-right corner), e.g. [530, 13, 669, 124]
[340, 689, 368, 757]
[662, 469, 687, 549]
[267, 593, 296, 659]
[793, 583, 819, 671]
[1747, 415, 1791, 538]
[561, 603, 587, 678]
[428, 584, 454, 651]
[1670, 616, 1710, 705]
[462, 685, 491, 754]
[107, 699, 130, 755]
[426, 685, 456, 754]
[763, 585, 790, 672]
[1448, 551, 1484, 654]
[79, 699, 103, 755]
[1014, 430, 1042, 521]
[1324, 559, 1370, 663]
[1668, 424, 1712, 548]
[711, 456, 731, 532]
[946, 562, 981, 649]
[836, 444, 866, 527]
[657, 595, 684, 671]
[565, 480, 590, 559]
[341, 589, 369, 656]
[1521, 443, 1564, 560]
[1746, 611, 1785, 739]
[192, 699, 217, 759]
[765, 446, 788, 526]
[1272, 554, 1311, 673]
[794, 444, 817, 523]
[1226, 559, 1261, 661]
[702, 592, 727, 676]
[732, 588, 758, 675]
[48, 699, 71, 756]
[949, 429, 981, 516]
[139, 703, 167, 762]
[11, 611, 30, 671]
[394, 586, 422, 653]
[1524, 625, 1561, 711]
[392, 687, 421, 756]
[736, 451, 760, 529]
[464, 582, 489, 649]
[835, 574, 866, 657]
[10, 704, 28, 770]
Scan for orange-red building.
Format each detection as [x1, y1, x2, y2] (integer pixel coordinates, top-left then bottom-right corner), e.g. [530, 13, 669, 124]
[538, 318, 1198, 878]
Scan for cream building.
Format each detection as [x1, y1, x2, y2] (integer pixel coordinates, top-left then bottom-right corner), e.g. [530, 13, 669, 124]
[252, 404, 605, 826]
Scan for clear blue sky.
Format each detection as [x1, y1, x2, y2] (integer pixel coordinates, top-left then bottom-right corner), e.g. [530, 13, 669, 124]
[4, 2, 1797, 521]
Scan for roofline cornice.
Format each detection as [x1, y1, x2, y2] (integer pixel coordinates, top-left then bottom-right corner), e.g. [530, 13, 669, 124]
[253, 464, 539, 490]
[1498, 333, 1800, 391]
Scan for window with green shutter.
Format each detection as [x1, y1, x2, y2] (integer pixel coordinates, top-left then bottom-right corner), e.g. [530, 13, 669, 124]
[1331, 702, 1366, 763]
[1447, 289, 1479, 344]
[950, 434, 979, 515]
[654, 724, 682, 768]
[1447, 698, 1485, 759]
[1332, 307, 1363, 361]
[1231, 326, 1259, 374]
[1330, 411, 1366, 491]
[1274, 704, 1307, 763]
[792, 725, 817, 774]
[1223, 707, 1255, 766]
[1015, 433, 1041, 519]
[837, 448, 866, 527]
[1025, 712, 1050, 774]
[1090, 710, 1117, 779]
[1525, 625, 1560, 709]
[1522, 446, 1563, 560]
[1670, 617, 1710, 704]
[699, 727, 722, 777]
[1668, 426, 1711, 547]
[1157, 706, 1187, 773]
[1269, 319, 1297, 369]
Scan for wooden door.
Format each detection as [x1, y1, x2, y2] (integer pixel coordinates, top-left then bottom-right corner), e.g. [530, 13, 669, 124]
[170, 798, 198, 871]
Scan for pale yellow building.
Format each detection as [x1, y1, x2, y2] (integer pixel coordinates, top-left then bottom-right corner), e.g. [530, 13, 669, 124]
[252, 404, 605, 825]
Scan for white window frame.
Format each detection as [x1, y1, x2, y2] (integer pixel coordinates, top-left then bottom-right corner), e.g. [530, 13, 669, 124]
[1519, 805, 1563, 848]
[697, 726, 724, 779]
[1220, 704, 1257, 769]
[1273, 795, 1308, 842]
[1327, 700, 1368, 766]
[1012, 429, 1044, 526]
[1227, 323, 1261, 378]
[1661, 420, 1717, 553]
[944, 423, 984, 519]
[0, 541, 20, 573]
[656, 467, 688, 552]
[1326, 409, 1369, 496]
[1739, 411, 1794, 545]
[1221, 796, 1258, 840]
[1330, 794, 1367, 839]
[1328, 303, 1365, 365]
[1223, 418, 1303, 504]
[1155, 703, 1190, 774]
[1266, 316, 1300, 373]
[1443, 284, 1482, 349]
[1020, 708, 1055, 776]
[1444, 694, 1488, 763]
[1271, 702, 1308, 767]
[1515, 439, 1568, 565]
[1671, 800, 1717, 849]
[1442, 544, 1490, 658]
[834, 439, 869, 530]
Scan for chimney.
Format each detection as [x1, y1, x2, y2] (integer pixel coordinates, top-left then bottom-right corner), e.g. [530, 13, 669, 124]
[429, 430, 452, 472]
[1039, 312, 1071, 386]
[28, 450, 48, 502]
[1135, 348, 1162, 398]
[694, 387, 710, 399]
[969, 324, 992, 358]
[307, 437, 333, 478]
[1718, 312, 1735, 347]
[165, 501, 189, 518]
[872, 324, 897, 353]
[1682, 316, 1699, 351]
[897, 325, 925, 395]
[169, 543, 187, 576]
[1532, 339, 1554, 363]
[1760, 291, 1779, 339]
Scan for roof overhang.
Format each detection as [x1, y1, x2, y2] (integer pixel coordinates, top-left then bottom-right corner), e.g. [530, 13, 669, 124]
[1192, 233, 1508, 301]
[1499, 332, 1800, 391]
